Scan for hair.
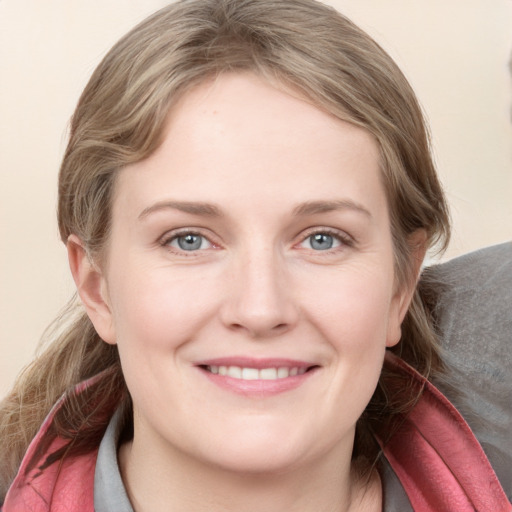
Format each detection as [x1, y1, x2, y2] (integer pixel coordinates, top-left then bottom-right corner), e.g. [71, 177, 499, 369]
[0, 0, 450, 498]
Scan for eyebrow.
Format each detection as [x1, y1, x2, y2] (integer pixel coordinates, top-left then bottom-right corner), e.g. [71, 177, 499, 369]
[292, 200, 372, 218]
[138, 200, 223, 220]
[138, 198, 372, 221]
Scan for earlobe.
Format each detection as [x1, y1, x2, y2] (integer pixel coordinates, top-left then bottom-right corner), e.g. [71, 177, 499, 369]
[386, 229, 428, 348]
[67, 234, 116, 345]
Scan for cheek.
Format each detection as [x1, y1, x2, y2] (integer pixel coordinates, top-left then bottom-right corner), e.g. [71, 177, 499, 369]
[299, 264, 395, 396]
[301, 263, 396, 348]
[105, 265, 222, 416]
[107, 263, 221, 355]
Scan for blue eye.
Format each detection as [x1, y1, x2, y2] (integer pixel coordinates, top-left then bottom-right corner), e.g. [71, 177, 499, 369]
[310, 233, 334, 250]
[168, 233, 211, 251]
[301, 232, 342, 251]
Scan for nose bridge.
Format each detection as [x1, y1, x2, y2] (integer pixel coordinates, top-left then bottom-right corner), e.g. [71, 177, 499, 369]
[222, 241, 297, 337]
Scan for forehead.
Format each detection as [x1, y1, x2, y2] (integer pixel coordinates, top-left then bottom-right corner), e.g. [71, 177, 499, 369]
[114, 72, 386, 221]
[165, 72, 377, 159]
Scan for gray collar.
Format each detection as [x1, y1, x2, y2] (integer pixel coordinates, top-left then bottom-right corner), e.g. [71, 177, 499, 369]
[94, 408, 134, 512]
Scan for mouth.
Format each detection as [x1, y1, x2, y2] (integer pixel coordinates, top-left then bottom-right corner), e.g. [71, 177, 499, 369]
[200, 364, 315, 380]
[196, 358, 319, 396]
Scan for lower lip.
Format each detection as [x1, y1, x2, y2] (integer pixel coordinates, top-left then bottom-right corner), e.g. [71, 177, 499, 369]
[199, 367, 317, 397]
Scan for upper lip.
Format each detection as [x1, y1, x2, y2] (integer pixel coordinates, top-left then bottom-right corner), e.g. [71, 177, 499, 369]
[195, 357, 317, 370]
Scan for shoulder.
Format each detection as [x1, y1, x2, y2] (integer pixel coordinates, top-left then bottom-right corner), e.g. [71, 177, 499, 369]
[426, 240, 512, 321]
[2, 370, 118, 511]
[422, 242, 512, 502]
[424, 242, 511, 389]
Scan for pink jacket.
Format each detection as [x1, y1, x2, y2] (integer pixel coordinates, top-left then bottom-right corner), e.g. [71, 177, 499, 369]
[2, 375, 102, 512]
[2, 353, 511, 512]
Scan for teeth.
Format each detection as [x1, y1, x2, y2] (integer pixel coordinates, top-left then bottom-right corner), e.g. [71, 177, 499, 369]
[277, 367, 289, 378]
[241, 368, 259, 380]
[206, 365, 307, 380]
[227, 366, 242, 379]
[260, 368, 277, 380]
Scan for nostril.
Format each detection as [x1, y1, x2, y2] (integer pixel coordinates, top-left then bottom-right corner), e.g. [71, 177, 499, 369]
[227, 321, 290, 336]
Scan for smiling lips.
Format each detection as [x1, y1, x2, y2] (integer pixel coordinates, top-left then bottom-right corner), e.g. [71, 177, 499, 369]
[206, 365, 308, 380]
[197, 358, 318, 396]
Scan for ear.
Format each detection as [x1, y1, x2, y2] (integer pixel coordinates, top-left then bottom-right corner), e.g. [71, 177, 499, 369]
[67, 234, 116, 345]
[386, 229, 427, 347]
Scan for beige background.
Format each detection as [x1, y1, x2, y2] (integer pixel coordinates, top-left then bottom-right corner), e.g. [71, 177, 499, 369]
[1, 0, 511, 396]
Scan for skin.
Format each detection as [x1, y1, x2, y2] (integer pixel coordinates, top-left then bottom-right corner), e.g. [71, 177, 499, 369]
[68, 73, 424, 512]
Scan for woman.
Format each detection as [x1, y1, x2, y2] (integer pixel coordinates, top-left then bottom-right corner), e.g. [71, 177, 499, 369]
[0, 1, 509, 511]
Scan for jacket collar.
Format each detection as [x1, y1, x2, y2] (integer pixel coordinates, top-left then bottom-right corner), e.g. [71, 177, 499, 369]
[376, 352, 511, 512]
[2, 371, 116, 512]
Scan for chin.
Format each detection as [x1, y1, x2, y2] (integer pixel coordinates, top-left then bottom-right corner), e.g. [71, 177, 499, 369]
[192, 422, 328, 476]
[206, 443, 305, 476]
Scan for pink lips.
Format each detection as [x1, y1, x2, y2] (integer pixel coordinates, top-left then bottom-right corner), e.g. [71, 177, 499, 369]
[195, 357, 318, 397]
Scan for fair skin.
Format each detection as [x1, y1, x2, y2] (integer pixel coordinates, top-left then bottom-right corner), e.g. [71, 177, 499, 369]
[68, 73, 423, 512]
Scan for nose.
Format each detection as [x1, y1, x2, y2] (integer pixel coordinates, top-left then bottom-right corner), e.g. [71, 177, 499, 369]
[219, 247, 299, 338]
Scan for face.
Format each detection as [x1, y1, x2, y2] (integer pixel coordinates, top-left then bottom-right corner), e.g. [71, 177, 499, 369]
[79, 73, 414, 475]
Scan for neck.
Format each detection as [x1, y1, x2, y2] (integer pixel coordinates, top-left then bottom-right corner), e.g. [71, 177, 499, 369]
[118, 435, 381, 512]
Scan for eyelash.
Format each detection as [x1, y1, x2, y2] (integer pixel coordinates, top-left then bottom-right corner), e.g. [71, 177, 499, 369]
[159, 229, 216, 256]
[159, 227, 354, 255]
[297, 227, 354, 253]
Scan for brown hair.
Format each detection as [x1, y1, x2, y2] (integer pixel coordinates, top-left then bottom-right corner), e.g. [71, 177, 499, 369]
[0, 0, 450, 497]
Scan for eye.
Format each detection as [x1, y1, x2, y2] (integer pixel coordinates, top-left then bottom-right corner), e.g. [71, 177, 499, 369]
[298, 230, 351, 251]
[166, 233, 213, 252]
[305, 233, 339, 251]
